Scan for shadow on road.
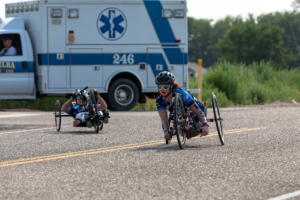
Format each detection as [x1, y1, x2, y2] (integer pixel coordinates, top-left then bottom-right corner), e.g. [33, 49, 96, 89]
[51, 131, 107, 135]
[130, 143, 221, 153]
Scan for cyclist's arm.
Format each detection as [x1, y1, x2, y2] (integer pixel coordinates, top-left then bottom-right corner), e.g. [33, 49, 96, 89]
[158, 109, 169, 134]
[61, 98, 73, 113]
[178, 90, 207, 123]
[96, 95, 107, 111]
[189, 103, 206, 124]
[91, 88, 107, 111]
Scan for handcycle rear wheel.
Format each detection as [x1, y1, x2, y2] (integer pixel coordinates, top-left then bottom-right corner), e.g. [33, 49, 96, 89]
[174, 93, 186, 149]
[55, 100, 61, 132]
[90, 91, 100, 133]
[212, 93, 224, 145]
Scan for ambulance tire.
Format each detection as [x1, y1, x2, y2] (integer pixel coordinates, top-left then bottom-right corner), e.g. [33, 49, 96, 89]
[108, 79, 139, 111]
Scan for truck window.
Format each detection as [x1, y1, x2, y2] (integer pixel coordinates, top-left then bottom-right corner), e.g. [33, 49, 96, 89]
[0, 34, 23, 56]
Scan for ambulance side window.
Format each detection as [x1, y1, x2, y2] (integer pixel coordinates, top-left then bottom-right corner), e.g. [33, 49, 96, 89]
[0, 34, 23, 56]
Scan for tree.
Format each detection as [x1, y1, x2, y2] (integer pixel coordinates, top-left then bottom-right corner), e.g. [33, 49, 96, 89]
[257, 11, 300, 68]
[188, 17, 213, 66]
[188, 16, 243, 67]
[292, 0, 300, 9]
[217, 19, 288, 68]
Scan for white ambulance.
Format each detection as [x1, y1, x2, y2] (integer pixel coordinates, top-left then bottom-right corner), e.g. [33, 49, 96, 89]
[0, 0, 190, 110]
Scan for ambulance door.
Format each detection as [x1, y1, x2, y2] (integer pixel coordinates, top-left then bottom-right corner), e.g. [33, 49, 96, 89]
[163, 48, 185, 87]
[47, 7, 67, 88]
[0, 32, 30, 94]
[147, 48, 184, 88]
[147, 48, 169, 88]
[70, 48, 103, 88]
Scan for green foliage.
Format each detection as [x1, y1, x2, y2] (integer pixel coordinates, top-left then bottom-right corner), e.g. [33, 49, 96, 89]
[188, 11, 300, 69]
[204, 61, 300, 105]
[189, 76, 231, 108]
[217, 19, 288, 68]
[188, 16, 244, 67]
[257, 11, 300, 69]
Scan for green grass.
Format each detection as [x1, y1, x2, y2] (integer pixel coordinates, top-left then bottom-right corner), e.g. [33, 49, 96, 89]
[1, 62, 299, 111]
[202, 61, 300, 106]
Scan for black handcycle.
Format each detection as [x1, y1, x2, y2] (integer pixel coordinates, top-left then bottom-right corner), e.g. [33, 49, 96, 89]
[54, 87, 109, 133]
[167, 93, 224, 149]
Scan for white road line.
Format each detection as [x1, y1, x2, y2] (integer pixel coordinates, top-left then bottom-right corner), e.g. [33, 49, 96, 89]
[0, 126, 71, 135]
[269, 190, 300, 200]
[0, 114, 40, 118]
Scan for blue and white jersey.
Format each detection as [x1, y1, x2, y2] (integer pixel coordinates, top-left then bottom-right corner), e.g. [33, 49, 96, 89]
[68, 104, 103, 120]
[68, 104, 86, 119]
[156, 88, 205, 115]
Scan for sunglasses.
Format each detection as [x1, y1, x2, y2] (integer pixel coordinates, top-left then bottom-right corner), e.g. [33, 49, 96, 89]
[157, 85, 171, 90]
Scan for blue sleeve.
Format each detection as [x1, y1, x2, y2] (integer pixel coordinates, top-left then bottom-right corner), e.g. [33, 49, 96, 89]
[68, 106, 73, 114]
[177, 90, 195, 107]
[156, 95, 166, 111]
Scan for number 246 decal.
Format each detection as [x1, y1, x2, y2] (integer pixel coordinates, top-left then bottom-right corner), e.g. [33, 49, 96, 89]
[113, 54, 134, 65]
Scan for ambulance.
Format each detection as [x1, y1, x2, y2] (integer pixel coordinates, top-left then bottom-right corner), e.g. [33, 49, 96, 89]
[0, 0, 191, 110]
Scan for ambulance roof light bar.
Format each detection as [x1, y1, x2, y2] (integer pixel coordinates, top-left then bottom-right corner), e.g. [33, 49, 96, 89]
[5, 4, 39, 14]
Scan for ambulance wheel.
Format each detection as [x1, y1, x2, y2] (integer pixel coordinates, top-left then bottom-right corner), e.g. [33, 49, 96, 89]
[108, 78, 139, 111]
[55, 100, 61, 132]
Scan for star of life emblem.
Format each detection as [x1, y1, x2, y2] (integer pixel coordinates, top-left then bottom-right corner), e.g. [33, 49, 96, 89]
[97, 7, 127, 41]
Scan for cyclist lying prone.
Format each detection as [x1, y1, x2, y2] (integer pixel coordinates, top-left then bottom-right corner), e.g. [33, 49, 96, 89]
[61, 88, 109, 127]
[155, 71, 209, 140]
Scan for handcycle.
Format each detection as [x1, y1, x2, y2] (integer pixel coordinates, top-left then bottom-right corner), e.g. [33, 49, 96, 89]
[54, 87, 109, 133]
[166, 93, 224, 149]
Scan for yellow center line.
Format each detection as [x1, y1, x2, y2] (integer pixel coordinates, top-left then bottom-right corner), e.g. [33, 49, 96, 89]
[0, 127, 265, 168]
[0, 128, 251, 165]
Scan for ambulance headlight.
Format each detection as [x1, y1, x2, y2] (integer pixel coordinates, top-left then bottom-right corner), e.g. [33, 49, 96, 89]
[68, 9, 78, 18]
[34, 5, 39, 11]
[51, 9, 62, 18]
[29, 5, 33, 12]
[15, 7, 19, 13]
[174, 9, 185, 18]
[10, 7, 14, 13]
[25, 5, 29, 12]
[6, 7, 10, 14]
[20, 6, 24, 12]
[162, 9, 172, 18]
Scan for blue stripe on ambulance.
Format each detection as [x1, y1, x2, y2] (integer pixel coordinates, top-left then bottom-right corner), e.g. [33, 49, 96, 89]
[143, 0, 188, 65]
[38, 53, 187, 66]
[0, 61, 34, 73]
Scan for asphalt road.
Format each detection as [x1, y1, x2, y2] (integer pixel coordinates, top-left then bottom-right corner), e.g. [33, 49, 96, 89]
[0, 104, 299, 200]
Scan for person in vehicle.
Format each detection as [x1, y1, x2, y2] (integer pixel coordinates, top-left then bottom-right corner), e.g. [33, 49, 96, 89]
[0, 35, 17, 56]
[155, 71, 209, 140]
[61, 88, 109, 127]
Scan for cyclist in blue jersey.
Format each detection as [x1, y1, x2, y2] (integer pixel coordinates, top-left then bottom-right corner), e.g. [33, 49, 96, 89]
[61, 88, 109, 127]
[155, 71, 209, 140]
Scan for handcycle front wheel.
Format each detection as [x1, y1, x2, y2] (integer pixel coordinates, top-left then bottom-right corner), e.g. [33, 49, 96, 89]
[174, 93, 186, 149]
[90, 91, 100, 133]
[55, 100, 61, 132]
[166, 116, 175, 144]
[212, 93, 224, 145]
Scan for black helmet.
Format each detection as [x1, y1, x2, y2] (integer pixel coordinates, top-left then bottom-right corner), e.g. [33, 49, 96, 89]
[155, 71, 175, 85]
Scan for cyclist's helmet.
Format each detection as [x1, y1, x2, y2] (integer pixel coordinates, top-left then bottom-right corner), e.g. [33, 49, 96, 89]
[155, 71, 175, 85]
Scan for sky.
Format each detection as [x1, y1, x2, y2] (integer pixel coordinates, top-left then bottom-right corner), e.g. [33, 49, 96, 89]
[0, 0, 296, 22]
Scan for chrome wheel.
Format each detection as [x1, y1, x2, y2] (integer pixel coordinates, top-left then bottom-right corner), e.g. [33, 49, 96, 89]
[114, 84, 134, 106]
